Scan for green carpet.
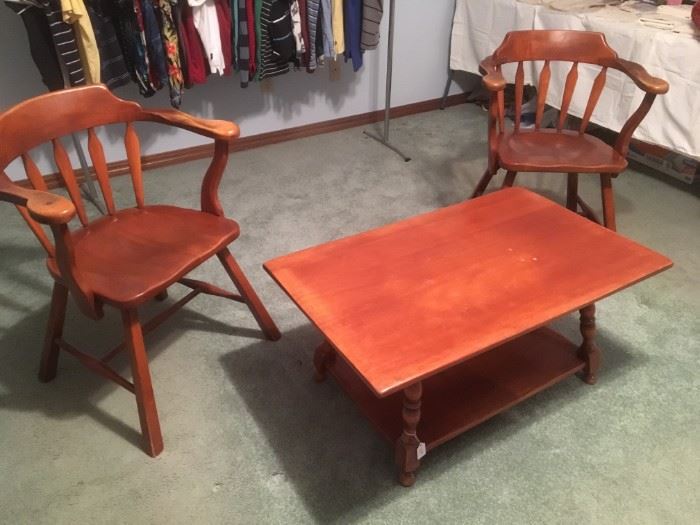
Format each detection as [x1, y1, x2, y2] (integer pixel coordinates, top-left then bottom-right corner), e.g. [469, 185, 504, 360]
[0, 104, 697, 524]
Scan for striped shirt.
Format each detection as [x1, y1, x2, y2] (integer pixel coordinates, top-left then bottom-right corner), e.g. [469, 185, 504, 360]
[306, 0, 320, 70]
[361, 0, 382, 50]
[258, 0, 290, 79]
[44, 0, 85, 86]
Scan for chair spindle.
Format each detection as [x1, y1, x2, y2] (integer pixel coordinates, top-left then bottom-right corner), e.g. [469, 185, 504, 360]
[52, 138, 89, 225]
[580, 66, 607, 134]
[535, 60, 551, 130]
[558, 62, 579, 131]
[494, 65, 505, 133]
[21, 154, 48, 191]
[124, 122, 145, 208]
[514, 61, 524, 132]
[19, 154, 55, 255]
[87, 128, 116, 215]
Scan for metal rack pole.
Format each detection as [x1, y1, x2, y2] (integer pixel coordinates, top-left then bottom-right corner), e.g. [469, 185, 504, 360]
[363, 0, 411, 162]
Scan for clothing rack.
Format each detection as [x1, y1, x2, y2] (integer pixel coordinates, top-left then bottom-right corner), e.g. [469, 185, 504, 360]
[363, 0, 410, 162]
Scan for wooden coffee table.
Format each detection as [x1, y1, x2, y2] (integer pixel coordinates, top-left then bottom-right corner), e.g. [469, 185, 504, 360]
[264, 188, 672, 486]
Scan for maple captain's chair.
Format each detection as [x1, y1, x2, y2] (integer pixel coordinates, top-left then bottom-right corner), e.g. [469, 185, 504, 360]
[471, 30, 668, 230]
[0, 85, 281, 456]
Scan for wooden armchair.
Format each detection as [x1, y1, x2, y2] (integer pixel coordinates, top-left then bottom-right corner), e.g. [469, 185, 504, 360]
[0, 85, 280, 457]
[471, 30, 668, 230]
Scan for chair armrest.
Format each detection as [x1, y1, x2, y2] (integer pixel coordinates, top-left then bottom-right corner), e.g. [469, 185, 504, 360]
[614, 59, 669, 95]
[141, 109, 240, 141]
[0, 175, 75, 224]
[480, 56, 507, 92]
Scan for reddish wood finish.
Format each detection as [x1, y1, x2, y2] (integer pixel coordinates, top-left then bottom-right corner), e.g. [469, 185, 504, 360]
[476, 30, 668, 227]
[265, 188, 671, 485]
[0, 85, 280, 456]
[38, 282, 69, 382]
[265, 188, 670, 396]
[87, 127, 116, 215]
[558, 62, 579, 131]
[578, 304, 600, 385]
[327, 327, 583, 448]
[122, 308, 163, 457]
[395, 382, 422, 487]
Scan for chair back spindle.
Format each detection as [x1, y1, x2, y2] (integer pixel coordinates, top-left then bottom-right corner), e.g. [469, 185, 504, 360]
[87, 127, 116, 215]
[124, 122, 145, 209]
[535, 60, 551, 130]
[514, 61, 524, 132]
[52, 138, 89, 226]
[579, 67, 607, 134]
[558, 62, 579, 131]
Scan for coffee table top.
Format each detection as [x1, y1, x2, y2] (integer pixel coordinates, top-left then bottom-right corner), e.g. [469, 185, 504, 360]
[264, 188, 672, 397]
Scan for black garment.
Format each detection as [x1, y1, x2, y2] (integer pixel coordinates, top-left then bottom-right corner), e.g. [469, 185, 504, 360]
[172, 0, 191, 88]
[5, 2, 63, 90]
[268, 0, 294, 65]
[85, 0, 130, 89]
[113, 0, 156, 96]
[141, 0, 167, 90]
[44, 0, 86, 85]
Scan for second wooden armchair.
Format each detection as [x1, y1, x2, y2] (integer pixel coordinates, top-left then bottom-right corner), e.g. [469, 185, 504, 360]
[0, 85, 280, 457]
[472, 30, 669, 230]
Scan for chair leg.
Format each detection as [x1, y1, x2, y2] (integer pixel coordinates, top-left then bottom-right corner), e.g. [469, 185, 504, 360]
[154, 290, 168, 301]
[471, 168, 496, 198]
[502, 171, 517, 188]
[566, 173, 579, 212]
[38, 282, 69, 382]
[217, 248, 281, 341]
[122, 308, 163, 457]
[600, 173, 617, 231]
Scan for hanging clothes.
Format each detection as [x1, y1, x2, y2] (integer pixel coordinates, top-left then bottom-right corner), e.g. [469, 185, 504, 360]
[172, 0, 192, 87]
[5, 2, 64, 90]
[305, 0, 320, 70]
[189, 0, 225, 76]
[245, 0, 256, 78]
[140, 0, 168, 89]
[179, 0, 208, 84]
[84, 0, 130, 89]
[258, 0, 290, 79]
[45, 0, 86, 86]
[60, 0, 100, 83]
[289, 0, 304, 60]
[155, 0, 184, 107]
[230, 0, 238, 68]
[253, 0, 261, 80]
[236, 0, 250, 85]
[361, 0, 382, 50]
[343, 0, 361, 71]
[214, 0, 233, 75]
[330, 0, 343, 55]
[297, 0, 310, 68]
[319, 0, 333, 60]
[268, 0, 295, 65]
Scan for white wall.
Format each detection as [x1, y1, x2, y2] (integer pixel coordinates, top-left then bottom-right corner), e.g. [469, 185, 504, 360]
[0, 0, 464, 180]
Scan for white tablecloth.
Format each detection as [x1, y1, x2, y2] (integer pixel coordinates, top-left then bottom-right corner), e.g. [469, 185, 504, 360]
[450, 0, 700, 159]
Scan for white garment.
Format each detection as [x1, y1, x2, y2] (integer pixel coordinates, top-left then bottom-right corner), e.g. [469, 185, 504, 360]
[290, 0, 305, 57]
[189, 0, 225, 76]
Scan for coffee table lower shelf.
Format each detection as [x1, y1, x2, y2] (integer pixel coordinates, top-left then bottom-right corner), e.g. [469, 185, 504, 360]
[325, 326, 585, 455]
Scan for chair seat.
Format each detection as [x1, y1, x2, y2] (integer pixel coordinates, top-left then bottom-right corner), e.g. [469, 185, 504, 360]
[47, 205, 240, 308]
[497, 129, 628, 173]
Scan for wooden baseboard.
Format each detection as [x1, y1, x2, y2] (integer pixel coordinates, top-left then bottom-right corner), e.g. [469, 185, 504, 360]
[18, 93, 468, 190]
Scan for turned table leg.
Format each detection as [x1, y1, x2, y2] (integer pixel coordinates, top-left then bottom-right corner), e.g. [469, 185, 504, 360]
[578, 304, 601, 385]
[395, 382, 423, 487]
[313, 340, 336, 383]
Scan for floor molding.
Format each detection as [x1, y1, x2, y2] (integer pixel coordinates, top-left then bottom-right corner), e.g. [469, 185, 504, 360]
[18, 93, 469, 190]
